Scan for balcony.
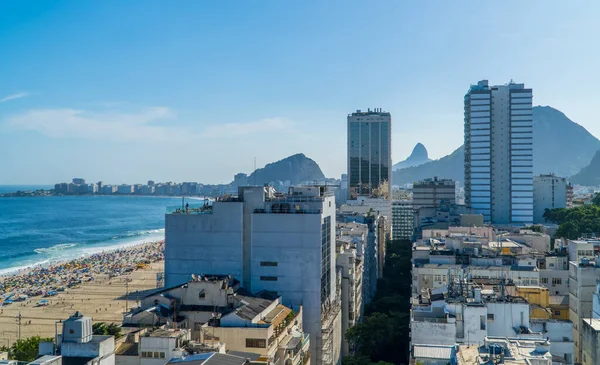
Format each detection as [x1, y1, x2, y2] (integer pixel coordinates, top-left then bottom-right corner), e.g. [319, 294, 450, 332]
[268, 310, 300, 347]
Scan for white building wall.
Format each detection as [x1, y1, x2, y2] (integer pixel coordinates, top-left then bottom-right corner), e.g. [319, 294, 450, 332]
[164, 203, 244, 287]
[533, 175, 567, 224]
[486, 302, 530, 337]
[410, 320, 456, 345]
[250, 195, 335, 365]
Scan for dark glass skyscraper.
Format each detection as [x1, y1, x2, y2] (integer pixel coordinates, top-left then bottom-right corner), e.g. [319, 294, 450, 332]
[347, 109, 392, 200]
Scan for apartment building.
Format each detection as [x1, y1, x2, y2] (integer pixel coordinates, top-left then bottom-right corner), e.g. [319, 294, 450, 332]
[569, 259, 600, 363]
[533, 174, 567, 224]
[391, 200, 413, 241]
[412, 177, 456, 210]
[164, 186, 341, 365]
[464, 80, 533, 224]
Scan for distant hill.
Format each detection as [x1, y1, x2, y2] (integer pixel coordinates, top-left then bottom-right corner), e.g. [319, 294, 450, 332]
[570, 150, 600, 186]
[245, 153, 325, 185]
[392, 143, 432, 171]
[533, 106, 600, 177]
[392, 106, 600, 186]
[393, 146, 464, 185]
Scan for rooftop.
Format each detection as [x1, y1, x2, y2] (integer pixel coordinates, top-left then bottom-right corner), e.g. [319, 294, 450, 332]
[584, 318, 600, 331]
[203, 353, 247, 365]
[412, 344, 454, 360]
[230, 295, 275, 322]
[148, 328, 187, 338]
[348, 108, 390, 117]
[258, 304, 291, 327]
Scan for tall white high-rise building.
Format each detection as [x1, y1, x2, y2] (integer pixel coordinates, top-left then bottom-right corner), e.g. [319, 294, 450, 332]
[347, 109, 392, 200]
[464, 80, 533, 224]
[165, 186, 342, 365]
[533, 174, 567, 223]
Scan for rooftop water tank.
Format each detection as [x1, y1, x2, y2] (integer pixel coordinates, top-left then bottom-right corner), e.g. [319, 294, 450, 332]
[62, 311, 93, 343]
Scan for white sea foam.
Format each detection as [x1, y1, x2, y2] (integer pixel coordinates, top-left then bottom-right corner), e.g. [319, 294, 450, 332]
[0, 228, 165, 276]
[33, 243, 78, 254]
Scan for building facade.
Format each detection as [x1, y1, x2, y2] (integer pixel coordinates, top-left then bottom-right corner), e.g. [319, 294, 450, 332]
[165, 186, 341, 365]
[391, 200, 413, 241]
[464, 80, 533, 224]
[347, 109, 392, 200]
[412, 177, 456, 210]
[533, 174, 567, 224]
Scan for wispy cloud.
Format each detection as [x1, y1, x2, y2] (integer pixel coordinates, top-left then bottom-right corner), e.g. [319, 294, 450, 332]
[3, 106, 295, 143]
[0, 92, 29, 104]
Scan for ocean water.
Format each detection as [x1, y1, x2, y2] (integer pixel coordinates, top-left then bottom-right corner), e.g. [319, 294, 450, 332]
[0, 194, 186, 274]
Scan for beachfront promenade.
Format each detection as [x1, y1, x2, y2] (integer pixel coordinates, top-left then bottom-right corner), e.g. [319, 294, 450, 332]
[0, 241, 164, 345]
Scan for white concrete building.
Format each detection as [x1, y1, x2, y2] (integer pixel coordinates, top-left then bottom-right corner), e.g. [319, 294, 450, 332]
[567, 240, 595, 262]
[464, 80, 533, 224]
[165, 186, 341, 365]
[391, 200, 413, 241]
[568, 259, 600, 363]
[347, 109, 392, 200]
[139, 329, 188, 365]
[337, 206, 385, 303]
[530, 319, 575, 364]
[539, 254, 570, 296]
[411, 293, 530, 347]
[200, 299, 309, 365]
[412, 177, 456, 210]
[534, 174, 567, 224]
[57, 312, 115, 365]
[581, 318, 600, 365]
[336, 237, 364, 356]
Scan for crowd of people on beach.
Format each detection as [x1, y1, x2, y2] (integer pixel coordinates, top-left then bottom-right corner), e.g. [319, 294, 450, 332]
[0, 241, 164, 303]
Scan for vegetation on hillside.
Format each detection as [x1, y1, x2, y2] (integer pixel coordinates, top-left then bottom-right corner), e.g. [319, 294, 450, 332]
[343, 239, 412, 365]
[543, 193, 600, 239]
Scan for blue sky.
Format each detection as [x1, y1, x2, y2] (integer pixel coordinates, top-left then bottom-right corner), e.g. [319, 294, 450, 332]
[1, 1, 599, 184]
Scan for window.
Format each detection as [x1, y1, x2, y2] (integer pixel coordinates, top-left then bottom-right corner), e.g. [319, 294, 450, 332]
[141, 352, 147, 358]
[552, 278, 562, 285]
[246, 338, 267, 348]
[434, 274, 442, 282]
[160, 353, 166, 359]
[154, 352, 160, 358]
[540, 278, 548, 284]
[480, 315, 486, 330]
[260, 276, 277, 281]
[487, 314, 494, 321]
[555, 310, 561, 316]
[260, 261, 278, 267]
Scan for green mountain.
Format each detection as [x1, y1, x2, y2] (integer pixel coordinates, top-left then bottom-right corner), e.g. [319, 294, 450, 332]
[570, 150, 600, 186]
[534, 106, 600, 177]
[392, 106, 600, 186]
[246, 153, 325, 185]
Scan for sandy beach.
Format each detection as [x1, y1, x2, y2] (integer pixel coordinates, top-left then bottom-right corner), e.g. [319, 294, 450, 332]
[0, 241, 165, 346]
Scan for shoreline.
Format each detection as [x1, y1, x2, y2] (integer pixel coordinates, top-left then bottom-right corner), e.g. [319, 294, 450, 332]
[0, 240, 164, 301]
[0, 232, 165, 277]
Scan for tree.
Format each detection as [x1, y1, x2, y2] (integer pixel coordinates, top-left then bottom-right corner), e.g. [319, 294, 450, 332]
[592, 193, 600, 206]
[10, 336, 52, 362]
[92, 322, 122, 339]
[344, 239, 412, 365]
